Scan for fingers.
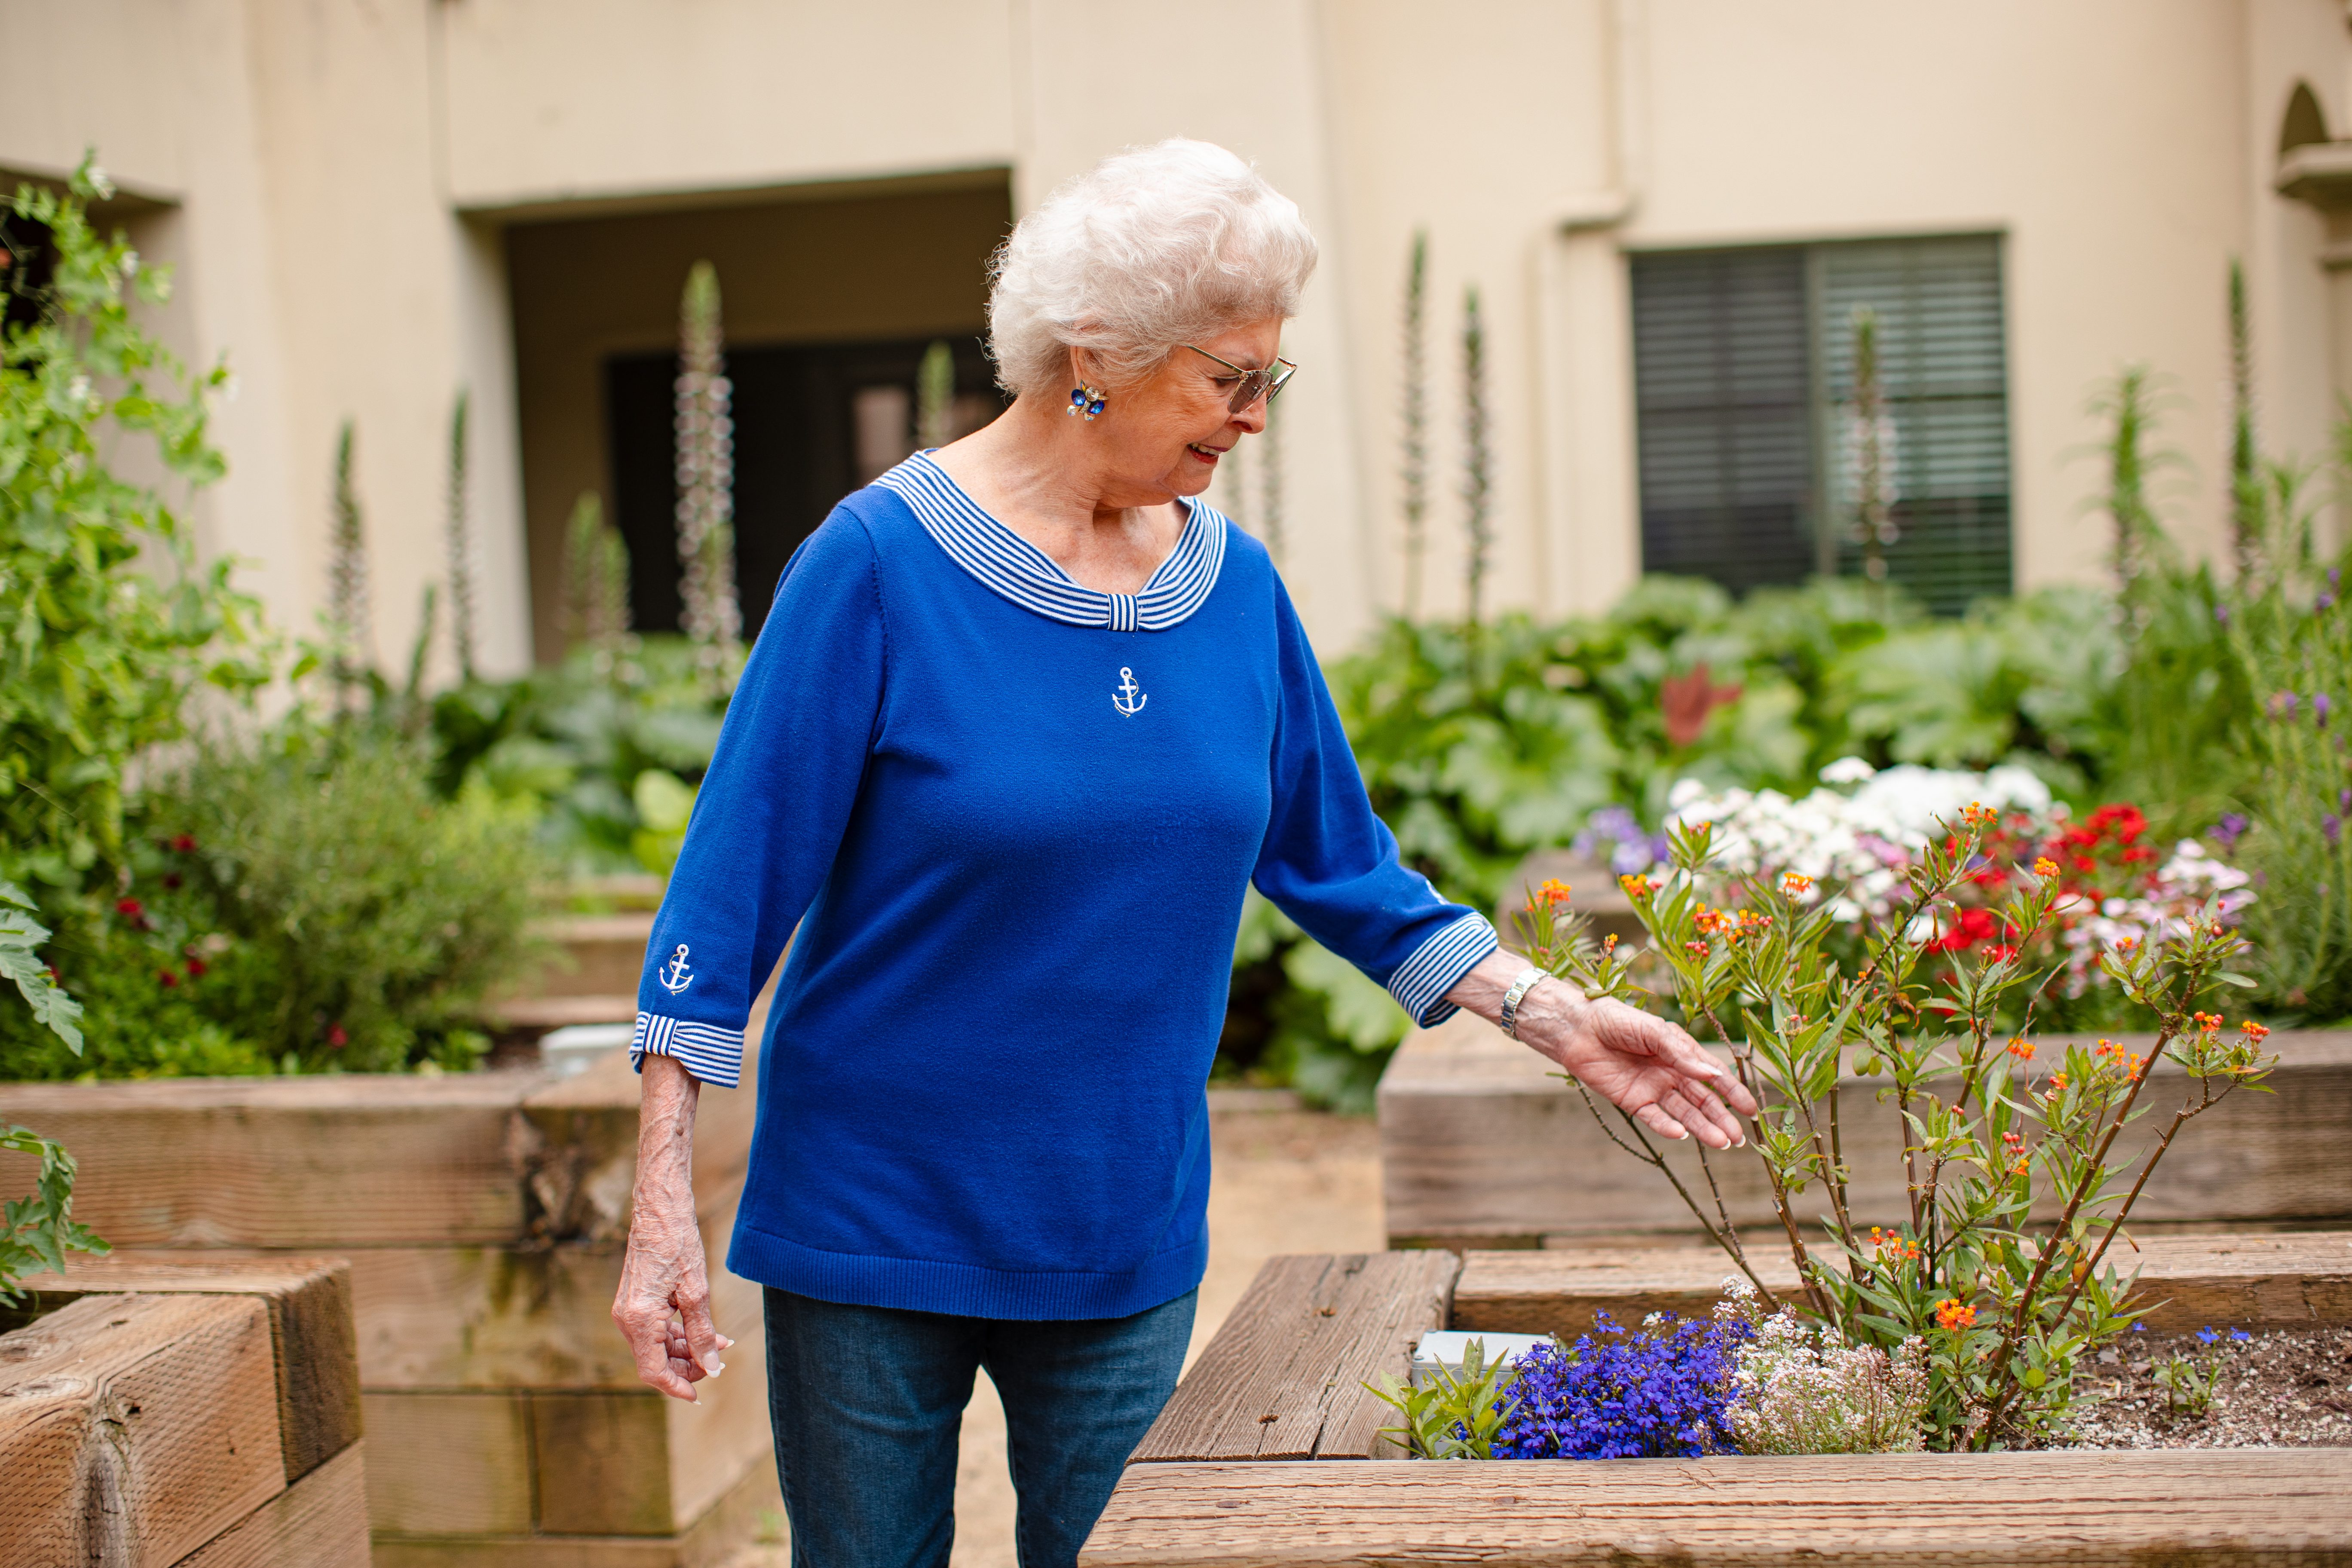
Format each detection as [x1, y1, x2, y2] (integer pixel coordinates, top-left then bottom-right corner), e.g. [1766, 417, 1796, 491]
[619, 1303, 702, 1401]
[675, 1275, 729, 1379]
[1656, 1087, 1740, 1150]
[1631, 1102, 1689, 1141]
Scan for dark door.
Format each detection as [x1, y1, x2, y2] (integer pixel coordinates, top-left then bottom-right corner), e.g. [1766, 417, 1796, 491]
[605, 334, 1004, 639]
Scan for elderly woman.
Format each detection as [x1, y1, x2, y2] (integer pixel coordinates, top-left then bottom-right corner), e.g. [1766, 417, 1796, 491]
[614, 139, 1753, 1568]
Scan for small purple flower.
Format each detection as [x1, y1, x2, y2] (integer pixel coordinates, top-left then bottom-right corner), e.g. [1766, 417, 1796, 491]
[2327, 814, 2342, 848]
[2319, 693, 2335, 728]
[1492, 1312, 1750, 1460]
[2131, 1322, 2147, 1333]
[2196, 1326, 2220, 1344]
[2321, 593, 2338, 612]
[2271, 692, 2300, 721]
[2339, 789, 2351, 815]
[2231, 1329, 2253, 1342]
[2212, 812, 2251, 853]
[2216, 603, 2231, 626]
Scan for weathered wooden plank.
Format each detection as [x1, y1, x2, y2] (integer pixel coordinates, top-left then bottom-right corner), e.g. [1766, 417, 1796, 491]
[13, 1254, 363, 1483]
[0, 1002, 760, 1253]
[1, 1293, 286, 1568]
[0, 1074, 538, 1247]
[1453, 1231, 2352, 1338]
[527, 912, 657, 1000]
[175, 1441, 371, 1568]
[361, 1390, 536, 1536]
[1130, 1252, 1461, 1464]
[368, 1444, 783, 1568]
[1380, 1013, 2352, 1245]
[535, 1390, 674, 1535]
[1081, 1451, 2352, 1567]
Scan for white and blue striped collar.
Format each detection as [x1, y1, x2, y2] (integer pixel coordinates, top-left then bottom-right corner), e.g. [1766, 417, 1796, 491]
[875, 451, 1228, 633]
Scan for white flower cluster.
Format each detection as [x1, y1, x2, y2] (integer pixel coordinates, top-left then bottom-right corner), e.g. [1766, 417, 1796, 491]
[2053, 839, 2254, 997]
[1663, 759, 2052, 922]
[1716, 1279, 1927, 1455]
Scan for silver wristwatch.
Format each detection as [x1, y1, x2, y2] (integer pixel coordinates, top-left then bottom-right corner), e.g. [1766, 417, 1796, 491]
[1499, 965, 1548, 1039]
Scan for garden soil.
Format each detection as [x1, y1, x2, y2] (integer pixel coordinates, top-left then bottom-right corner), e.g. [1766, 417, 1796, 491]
[2066, 1324, 2352, 1450]
[723, 1104, 1386, 1568]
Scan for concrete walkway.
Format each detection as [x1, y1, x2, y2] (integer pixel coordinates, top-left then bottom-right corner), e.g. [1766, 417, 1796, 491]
[724, 1105, 1384, 1567]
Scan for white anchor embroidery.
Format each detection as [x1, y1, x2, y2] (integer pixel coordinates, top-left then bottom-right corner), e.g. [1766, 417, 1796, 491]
[658, 943, 695, 995]
[1112, 667, 1148, 716]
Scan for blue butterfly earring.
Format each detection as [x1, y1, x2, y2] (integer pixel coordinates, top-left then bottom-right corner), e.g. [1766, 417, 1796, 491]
[1067, 383, 1107, 421]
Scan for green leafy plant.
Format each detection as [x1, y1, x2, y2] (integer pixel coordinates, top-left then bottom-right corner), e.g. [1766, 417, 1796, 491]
[1363, 1336, 1524, 1459]
[0, 881, 81, 1050]
[0, 157, 267, 911]
[1522, 811, 2275, 1449]
[1, 1125, 108, 1303]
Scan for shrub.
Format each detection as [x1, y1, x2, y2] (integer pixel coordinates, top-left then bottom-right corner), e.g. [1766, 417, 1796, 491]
[0, 732, 551, 1078]
[1490, 1311, 1749, 1460]
[0, 159, 266, 1070]
[1524, 812, 2275, 1449]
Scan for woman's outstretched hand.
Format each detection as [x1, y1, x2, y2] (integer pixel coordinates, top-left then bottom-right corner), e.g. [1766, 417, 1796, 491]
[1447, 950, 1758, 1148]
[613, 1054, 735, 1401]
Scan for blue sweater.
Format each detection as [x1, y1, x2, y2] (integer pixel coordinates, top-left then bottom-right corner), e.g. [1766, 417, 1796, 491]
[633, 454, 1496, 1320]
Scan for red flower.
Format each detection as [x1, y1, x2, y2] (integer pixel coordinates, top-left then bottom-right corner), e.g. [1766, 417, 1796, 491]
[184, 956, 207, 978]
[116, 897, 144, 919]
[170, 833, 197, 853]
[1985, 943, 2019, 963]
[157, 970, 179, 988]
[327, 1024, 349, 1048]
[162, 873, 183, 891]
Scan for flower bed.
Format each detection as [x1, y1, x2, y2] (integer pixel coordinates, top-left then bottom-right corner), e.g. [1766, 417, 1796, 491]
[1081, 1245, 2352, 1567]
[0, 1044, 774, 1567]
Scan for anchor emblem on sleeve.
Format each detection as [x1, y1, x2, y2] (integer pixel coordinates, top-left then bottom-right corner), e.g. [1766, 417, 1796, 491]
[658, 944, 695, 995]
[1112, 667, 1148, 717]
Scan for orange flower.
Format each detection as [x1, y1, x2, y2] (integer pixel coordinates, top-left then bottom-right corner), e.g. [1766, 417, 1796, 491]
[1620, 873, 1655, 900]
[1536, 878, 1572, 907]
[1782, 872, 1813, 897]
[1934, 1298, 1978, 1332]
[2005, 1037, 2034, 1060]
[2032, 856, 2060, 879]
[2240, 1020, 2271, 1043]
[1602, 934, 1619, 956]
[1684, 938, 1712, 959]
[2193, 1011, 2223, 1034]
[2049, 1071, 2069, 1093]
[2113, 936, 2139, 955]
[1961, 802, 1996, 829]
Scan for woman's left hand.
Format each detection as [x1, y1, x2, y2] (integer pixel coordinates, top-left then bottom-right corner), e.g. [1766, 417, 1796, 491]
[1447, 951, 1758, 1148]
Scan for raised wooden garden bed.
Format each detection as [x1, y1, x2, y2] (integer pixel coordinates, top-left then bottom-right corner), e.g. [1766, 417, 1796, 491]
[0, 1043, 773, 1568]
[1, 1255, 369, 1567]
[1381, 1014, 2352, 1249]
[1082, 1240, 2352, 1567]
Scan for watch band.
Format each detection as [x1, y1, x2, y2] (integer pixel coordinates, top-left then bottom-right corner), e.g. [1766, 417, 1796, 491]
[1499, 965, 1548, 1039]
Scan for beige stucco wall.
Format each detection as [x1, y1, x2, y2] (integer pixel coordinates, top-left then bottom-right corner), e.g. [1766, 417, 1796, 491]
[5, 0, 2347, 668]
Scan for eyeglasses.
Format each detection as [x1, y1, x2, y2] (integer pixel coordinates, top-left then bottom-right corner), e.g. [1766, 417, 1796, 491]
[1184, 344, 1298, 414]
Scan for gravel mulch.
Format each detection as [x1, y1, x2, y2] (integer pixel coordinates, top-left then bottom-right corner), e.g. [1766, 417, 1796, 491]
[2064, 1325, 2352, 1449]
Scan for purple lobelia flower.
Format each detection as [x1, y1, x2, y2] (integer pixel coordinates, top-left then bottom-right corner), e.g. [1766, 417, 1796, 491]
[2212, 812, 2250, 854]
[1492, 1312, 1751, 1460]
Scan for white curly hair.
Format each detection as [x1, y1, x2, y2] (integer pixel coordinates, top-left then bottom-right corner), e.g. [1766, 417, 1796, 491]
[987, 139, 1319, 400]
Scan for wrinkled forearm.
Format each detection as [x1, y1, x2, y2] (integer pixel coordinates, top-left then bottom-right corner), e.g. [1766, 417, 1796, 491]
[634, 1053, 701, 1216]
[1445, 948, 1588, 1036]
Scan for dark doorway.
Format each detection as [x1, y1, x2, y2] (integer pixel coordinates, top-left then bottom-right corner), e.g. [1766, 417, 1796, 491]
[605, 334, 1004, 639]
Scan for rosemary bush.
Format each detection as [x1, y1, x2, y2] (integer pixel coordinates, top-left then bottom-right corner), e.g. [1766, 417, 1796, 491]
[1522, 813, 2275, 1449]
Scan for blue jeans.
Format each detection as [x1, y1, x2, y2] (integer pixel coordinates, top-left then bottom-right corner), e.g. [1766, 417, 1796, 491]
[763, 1286, 1197, 1568]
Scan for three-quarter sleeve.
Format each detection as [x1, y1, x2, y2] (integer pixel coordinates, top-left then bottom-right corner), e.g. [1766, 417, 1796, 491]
[1251, 579, 1497, 1026]
[629, 512, 887, 1087]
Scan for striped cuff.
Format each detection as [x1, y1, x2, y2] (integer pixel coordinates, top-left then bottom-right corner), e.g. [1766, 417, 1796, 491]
[1385, 911, 1500, 1028]
[629, 1012, 746, 1089]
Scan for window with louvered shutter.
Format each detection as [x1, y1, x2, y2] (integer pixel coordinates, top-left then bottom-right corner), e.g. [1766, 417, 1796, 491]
[1629, 236, 2012, 614]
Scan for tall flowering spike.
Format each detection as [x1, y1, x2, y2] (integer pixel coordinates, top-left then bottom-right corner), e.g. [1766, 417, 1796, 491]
[916, 339, 956, 452]
[674, 260, 740, 677]
[1399, 227, 1430, 619]
[445, 388, 477, 680]
[1845, 306, 1899, 587]
[1459, 282, 1492, 627]
[326, 418, 371, 710]
[563, 491, 632, 658]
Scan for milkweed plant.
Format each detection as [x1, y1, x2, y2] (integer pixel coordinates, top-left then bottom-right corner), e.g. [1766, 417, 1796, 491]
[1518, 806, 2277, 1449]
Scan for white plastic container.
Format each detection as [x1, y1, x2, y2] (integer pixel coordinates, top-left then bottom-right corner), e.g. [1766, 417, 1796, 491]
[1409, 1329, 1555, 1387]
[539, 1021, 634, 1078]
